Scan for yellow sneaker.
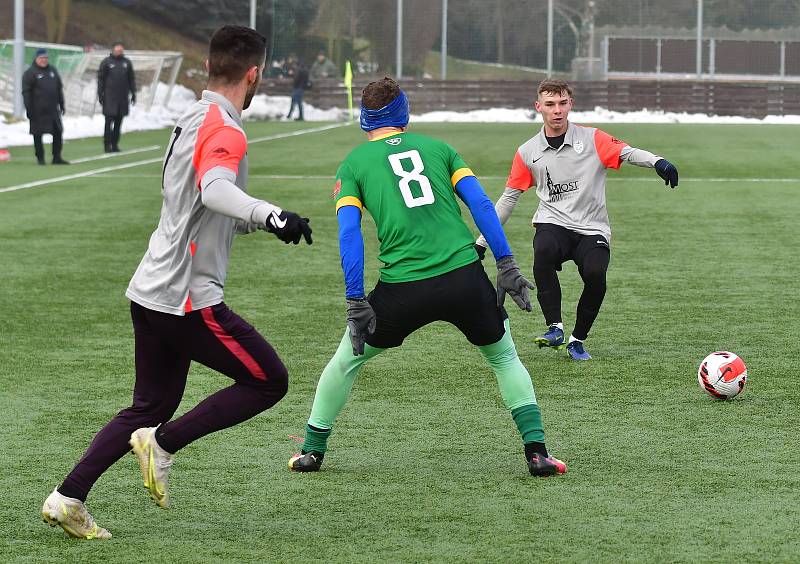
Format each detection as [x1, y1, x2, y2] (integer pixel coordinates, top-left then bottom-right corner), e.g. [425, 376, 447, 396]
[129, 427, 173, 508]
[41, 489, 111, 539]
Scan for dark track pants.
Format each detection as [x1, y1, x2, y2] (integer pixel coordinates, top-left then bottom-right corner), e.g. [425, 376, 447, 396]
[532, 223, 610, 341]
[59, 302, 288, 501]
[103, 115, 124, 149]
[33, 129, 63, 162]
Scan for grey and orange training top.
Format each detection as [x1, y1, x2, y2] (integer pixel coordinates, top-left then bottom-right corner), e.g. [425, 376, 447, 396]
[507, 122, 660, 242]
[126, 90, 277, 316]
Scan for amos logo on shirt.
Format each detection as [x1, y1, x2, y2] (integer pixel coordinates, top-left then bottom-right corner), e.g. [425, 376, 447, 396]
[385, 138, 402, 146]
[545, 167, 579, 202]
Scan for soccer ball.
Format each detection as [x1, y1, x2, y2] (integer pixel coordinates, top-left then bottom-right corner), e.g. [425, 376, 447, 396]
[697, 351, 748, 400]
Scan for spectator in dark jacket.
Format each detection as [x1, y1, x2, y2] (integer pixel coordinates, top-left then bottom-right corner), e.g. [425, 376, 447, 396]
[286, 60, 310, 121]
[309, 50, 337, 79]
[98, 42, 137, 152]
[22, 48, 68, 165]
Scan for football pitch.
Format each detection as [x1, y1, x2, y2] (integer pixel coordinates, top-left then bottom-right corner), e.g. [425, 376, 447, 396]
[1, 120, 798, 562]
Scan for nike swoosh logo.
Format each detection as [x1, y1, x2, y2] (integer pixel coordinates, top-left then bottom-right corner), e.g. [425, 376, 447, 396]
[269, 213, 287, 229]
[532, 156, 544, 163]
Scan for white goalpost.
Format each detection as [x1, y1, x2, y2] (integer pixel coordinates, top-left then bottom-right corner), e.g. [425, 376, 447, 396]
[0, 42, 183, 116]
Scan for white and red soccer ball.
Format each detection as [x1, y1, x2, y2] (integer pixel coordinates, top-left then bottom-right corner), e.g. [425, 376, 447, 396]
[697, 351, 747, 400]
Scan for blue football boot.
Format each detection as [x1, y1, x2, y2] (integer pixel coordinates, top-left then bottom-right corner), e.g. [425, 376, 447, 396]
[534, 324, 565, 349]
[566, 340, 592, 360]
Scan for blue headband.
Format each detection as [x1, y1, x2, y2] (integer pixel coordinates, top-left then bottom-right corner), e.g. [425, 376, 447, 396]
[360, 90, 409, 131]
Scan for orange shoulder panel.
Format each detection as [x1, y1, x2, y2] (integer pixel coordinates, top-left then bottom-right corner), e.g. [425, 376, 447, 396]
[193, 104, 247, 189]
[593, 128, 626, 170]
[506, 151, 535, 190]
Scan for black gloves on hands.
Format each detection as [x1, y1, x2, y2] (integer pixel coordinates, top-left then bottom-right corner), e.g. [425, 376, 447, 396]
[346, 297, 376, 356]
[474, 243, 487, 261]
[495, 255, 534, 311]
[655, 159, 679, 188]
[265, 209, 313, 245]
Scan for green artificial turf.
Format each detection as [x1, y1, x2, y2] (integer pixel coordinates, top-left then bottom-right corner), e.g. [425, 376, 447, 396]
[1, 121, 798, 562]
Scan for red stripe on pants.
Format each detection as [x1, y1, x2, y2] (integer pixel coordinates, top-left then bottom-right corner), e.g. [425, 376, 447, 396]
[200, 307, 267, 380]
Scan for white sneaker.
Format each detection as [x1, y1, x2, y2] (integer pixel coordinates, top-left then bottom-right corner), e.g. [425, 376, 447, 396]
[129, 426, 173, 508]
[41, 489, 111, 539]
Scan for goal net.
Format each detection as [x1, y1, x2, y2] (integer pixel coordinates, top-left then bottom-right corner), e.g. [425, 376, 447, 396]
[0, 41, 183, 116]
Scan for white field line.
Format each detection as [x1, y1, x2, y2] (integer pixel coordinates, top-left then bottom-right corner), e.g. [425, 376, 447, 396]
[0, 157, 164, 193]
[248, 122, 350, 143]
[70, 145, 162, 164]
[0, 122, 351, 194]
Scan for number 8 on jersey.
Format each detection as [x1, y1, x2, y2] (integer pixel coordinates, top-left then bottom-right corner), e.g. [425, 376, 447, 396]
[388, 150, 435, 208]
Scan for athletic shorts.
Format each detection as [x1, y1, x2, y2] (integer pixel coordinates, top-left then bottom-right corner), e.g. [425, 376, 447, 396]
[533, 223, 610, 271]
[365, 260, 507, 349]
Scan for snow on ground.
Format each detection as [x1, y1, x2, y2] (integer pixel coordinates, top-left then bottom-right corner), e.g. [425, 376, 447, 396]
[0, 83, 197, 148]
[243, 94, 349, 122]
[3, 88, 800, 148]
[413, 106, 800, 125]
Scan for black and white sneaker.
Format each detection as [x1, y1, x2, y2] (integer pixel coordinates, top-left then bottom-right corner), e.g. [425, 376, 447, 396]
[288, 451, 324, 472]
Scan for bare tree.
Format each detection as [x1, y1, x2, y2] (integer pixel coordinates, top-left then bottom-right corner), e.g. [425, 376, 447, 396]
[554, 0, 597, 58]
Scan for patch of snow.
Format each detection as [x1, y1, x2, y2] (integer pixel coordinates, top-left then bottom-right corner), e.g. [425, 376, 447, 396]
[4, 88, 800, 149]
[0, 83, 196, 148]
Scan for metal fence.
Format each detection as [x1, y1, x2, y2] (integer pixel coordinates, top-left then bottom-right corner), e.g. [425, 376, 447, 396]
[269, 0, 800, 82]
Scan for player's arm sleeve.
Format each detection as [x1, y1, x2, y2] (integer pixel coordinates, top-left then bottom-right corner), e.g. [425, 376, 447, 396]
[333, 162, 365, 297]
[474, 150, 530, 248]
[474, 188, 524, 249]
[201, 173, 279, 228]
[593, 129, 628, 170]
[337, 206, 365, 298]
[619, 145, 662, 168]
[455, 175, 513, 260]
[197, 125, 278, 227]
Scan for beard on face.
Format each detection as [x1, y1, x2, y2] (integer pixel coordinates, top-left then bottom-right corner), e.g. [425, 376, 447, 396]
[243, 77, 260, 110]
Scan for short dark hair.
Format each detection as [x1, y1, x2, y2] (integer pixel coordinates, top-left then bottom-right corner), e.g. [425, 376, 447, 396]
[112, 41, 124, 48]
[361, 77, 401, 110]
[537, 79, 572, 98]
[208, 25, 268, 84]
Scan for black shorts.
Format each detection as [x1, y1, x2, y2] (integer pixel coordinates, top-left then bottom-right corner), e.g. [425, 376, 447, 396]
[365, 260, 507, 349]
[533, 223, 610, 270]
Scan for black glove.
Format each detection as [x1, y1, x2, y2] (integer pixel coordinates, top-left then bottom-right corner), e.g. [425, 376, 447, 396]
[346, 297, 376, 355]
[131, 95, 136, 106]
[265, 209, 313, 245]
[655, 159, 678, 188]
[495, 255, 534, 311]
[474, 243, 487, 261]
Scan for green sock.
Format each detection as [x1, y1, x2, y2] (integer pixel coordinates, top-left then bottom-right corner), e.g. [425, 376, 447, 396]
[303, 329, 383, 453]
[511, 404, 545, 444]
[479, 320, 545, 443]
[302, 424, 332, 454]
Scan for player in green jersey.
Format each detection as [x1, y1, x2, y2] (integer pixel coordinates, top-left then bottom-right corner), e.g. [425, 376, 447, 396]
[289, 78, 566, 477]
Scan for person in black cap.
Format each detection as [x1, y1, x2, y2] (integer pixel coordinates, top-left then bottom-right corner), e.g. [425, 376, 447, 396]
[22, 48, 69, 165]
[97, 42, 137, 152]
